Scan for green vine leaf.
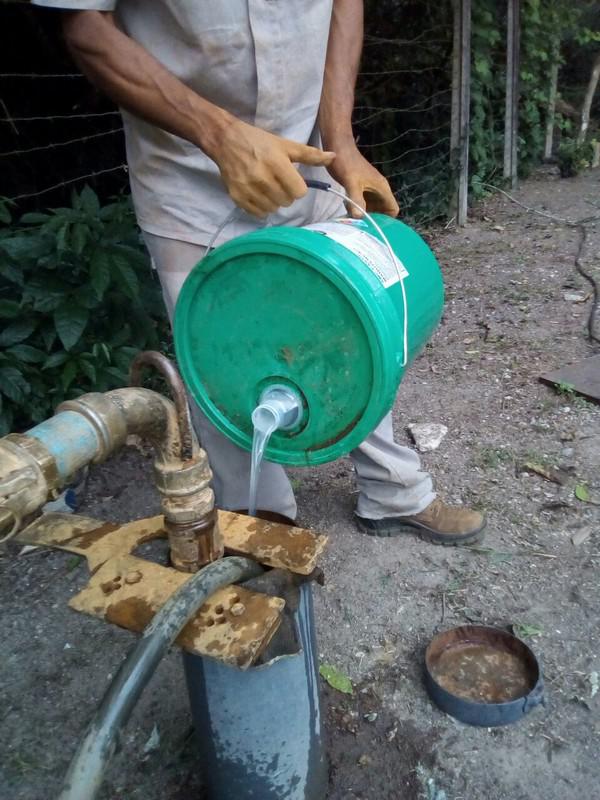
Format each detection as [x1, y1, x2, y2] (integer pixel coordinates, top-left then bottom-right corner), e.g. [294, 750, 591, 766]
[109, 249, 140, 299]
[6, 344, 45, 363]
[61, 360, 78, 392]
[42, 352, 69, 370]
[0, 367, 30, 404]
[90, 248, 112, 299]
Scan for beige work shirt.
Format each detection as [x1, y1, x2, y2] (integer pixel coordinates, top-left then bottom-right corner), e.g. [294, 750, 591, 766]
[33, 0, 342, 244]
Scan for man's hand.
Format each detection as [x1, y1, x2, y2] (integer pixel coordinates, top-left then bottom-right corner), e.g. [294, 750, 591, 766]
[328, 144, 399, 218]
[213, 119, 336, 217]
[317, 0, 398, 219]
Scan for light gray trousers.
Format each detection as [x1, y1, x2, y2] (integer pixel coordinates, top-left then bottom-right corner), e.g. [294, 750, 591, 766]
[143, 231, 435, 521]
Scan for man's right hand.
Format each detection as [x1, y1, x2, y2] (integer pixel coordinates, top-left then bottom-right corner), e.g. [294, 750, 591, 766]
[213, 119, 336, 217]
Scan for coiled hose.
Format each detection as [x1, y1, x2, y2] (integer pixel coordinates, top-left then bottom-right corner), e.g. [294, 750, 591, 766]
[58, 556, 263, 800]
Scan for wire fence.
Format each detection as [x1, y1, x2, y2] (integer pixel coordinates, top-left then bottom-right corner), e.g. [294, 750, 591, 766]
[0, 79, 453, 224]
[0, 5, 128, 207]
[0, 69, 128, 205]
[1, 2, 597, 224]
[0, 70, 128, 205]
[355, 7, 454, 224]
[0, 1, 459, 223]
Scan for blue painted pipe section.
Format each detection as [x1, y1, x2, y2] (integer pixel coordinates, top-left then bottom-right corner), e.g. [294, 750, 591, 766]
[183, 583, 328, 800]
[27, 411, 101, 482]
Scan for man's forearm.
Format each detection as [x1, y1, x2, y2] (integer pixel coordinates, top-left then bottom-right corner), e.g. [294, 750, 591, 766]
[61, 10, 335, 217]
[317, 0, 398, 217]
[318, 0, 364, 152]
[62, 11, 233, 160]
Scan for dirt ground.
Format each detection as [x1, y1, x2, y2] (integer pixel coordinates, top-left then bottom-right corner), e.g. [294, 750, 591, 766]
[2, 167, 600, 800]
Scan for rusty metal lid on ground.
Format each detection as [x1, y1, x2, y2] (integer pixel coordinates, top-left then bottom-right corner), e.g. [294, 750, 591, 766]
[424, 624, 544, 726]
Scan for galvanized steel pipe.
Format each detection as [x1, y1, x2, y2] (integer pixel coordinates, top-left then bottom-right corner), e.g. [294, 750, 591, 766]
[58, 557, 263, 800]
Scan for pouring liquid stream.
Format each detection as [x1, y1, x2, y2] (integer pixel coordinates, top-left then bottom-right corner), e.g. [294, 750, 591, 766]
[248, 408, 278, 517]
[247, 387, 302, 518]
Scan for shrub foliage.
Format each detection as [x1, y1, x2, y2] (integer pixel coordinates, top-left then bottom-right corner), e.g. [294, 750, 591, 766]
[0, 187, 168, 434]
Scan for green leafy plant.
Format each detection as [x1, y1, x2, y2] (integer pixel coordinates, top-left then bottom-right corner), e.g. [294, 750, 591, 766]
[0, 187, 169, 435]
[557, 137, 595, 176]
[472, 445, 514, 469]
[556, 380, 576, 395]
[358, 0, 599, 218]
[512, 622, 544, 638]
[469, 0, 505, 196]
[469, 0, 599, 189]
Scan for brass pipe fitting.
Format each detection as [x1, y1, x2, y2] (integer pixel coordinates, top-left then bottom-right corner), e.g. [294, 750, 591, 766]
[126, 352, 224, 571]
[153, 456, 224, 572]
[0, 433, 61, 541]
[0, 352, 222, 571]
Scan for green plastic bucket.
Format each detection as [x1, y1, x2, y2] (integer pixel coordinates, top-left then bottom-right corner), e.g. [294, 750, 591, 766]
[174, 213, 443, 466]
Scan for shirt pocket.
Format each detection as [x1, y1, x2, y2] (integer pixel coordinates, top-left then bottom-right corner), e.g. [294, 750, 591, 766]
[119, 1, 257, 118]
[170, 24, 256, 119]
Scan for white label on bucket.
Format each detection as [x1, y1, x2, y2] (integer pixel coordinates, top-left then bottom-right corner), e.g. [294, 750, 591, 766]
[305, 219, 408, 288]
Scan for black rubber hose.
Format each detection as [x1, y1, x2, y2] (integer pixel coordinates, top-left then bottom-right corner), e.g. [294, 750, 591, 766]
[573, 224, 600, 346]
[304, 178, 331, 191]
[58, 556, 263, 800]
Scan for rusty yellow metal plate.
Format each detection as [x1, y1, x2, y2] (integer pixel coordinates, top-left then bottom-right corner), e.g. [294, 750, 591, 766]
[16, 510, 327, 667]
[16, 513, 164, 572]
[17, 511, 327, 574]
[219, 511, 327, 575]
[70, 553, 284, 668]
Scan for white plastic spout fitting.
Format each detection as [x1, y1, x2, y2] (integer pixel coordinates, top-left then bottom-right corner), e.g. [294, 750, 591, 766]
[252, 385, 302, 433]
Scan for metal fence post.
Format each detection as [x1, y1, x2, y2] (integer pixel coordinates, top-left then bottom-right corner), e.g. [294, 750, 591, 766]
[544, 45, 560, 161]
[450, 0, 472, 226]
[504, 0, 520, 188]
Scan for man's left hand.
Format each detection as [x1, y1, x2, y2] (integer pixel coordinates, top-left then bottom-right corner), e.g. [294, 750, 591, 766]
[327, 144, 400, 218]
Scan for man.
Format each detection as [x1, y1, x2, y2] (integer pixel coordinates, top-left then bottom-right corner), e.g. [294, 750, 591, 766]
[32, 0, 485, 545]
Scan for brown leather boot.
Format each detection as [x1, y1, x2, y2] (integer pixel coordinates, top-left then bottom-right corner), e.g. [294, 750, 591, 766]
[356, 497, 486, 546]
